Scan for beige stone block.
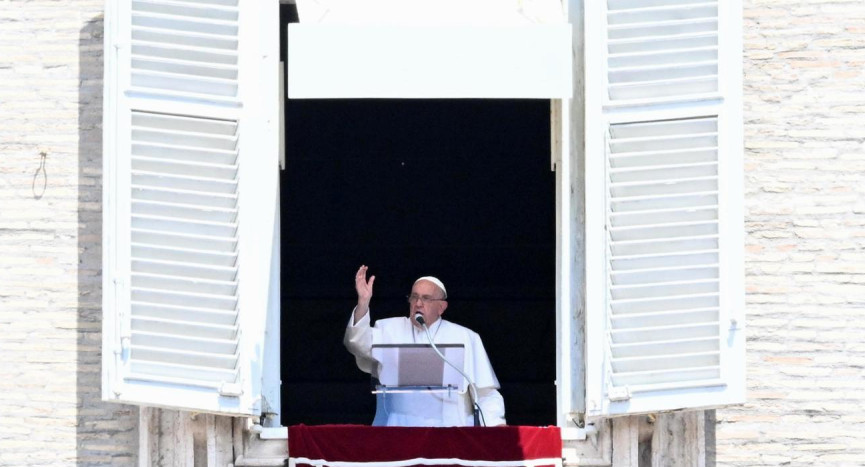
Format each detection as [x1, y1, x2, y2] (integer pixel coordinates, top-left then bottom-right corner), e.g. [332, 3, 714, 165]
[746, 293, 789, 304]
[792, 218, 820, 227]
[796, 205, 852, 216]
[784, 341, 846, 352]
[785, 389, 855, 400]
[748, 251, 790, 262]
[760, 454, 792, 463]
[723, 414, 782, 423]
[820, 453, 865, 462]
[715, 430, 762, 440]
[710, 452, 760, 463]
[776, 262, 815, 273]
[797, 443, 848, 451]
[795, 227, 850, 239]
[745, 341, 790, 352]
[746, 140, 800, 149]
[762, 356, 813, 365]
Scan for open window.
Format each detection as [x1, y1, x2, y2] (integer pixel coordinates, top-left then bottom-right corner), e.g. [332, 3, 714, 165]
[102, 0, 744, 434]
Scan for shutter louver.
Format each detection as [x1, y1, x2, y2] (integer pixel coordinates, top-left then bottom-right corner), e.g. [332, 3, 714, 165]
[583, 0, 743, 419]
[129, 112, 241, 388]
[606, 0, 718, 102]
[606, 117, 722, 391]
[130, 0, 240, 103]
[103, 0, 278, 415]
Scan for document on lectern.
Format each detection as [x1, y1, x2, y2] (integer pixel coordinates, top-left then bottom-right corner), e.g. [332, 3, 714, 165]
[370, 344, 466, 393]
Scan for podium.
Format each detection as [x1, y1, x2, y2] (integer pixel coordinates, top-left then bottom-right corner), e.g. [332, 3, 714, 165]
[370, 343, 466, 395]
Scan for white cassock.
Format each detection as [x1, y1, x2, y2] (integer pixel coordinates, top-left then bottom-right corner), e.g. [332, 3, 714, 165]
[344, 311, 506, 427]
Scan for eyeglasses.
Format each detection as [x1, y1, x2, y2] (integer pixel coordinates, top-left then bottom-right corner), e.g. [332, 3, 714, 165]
[407, 294, 446, 304]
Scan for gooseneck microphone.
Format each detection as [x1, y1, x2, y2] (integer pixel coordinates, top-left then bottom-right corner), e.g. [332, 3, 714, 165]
[415, 314, 483, 426]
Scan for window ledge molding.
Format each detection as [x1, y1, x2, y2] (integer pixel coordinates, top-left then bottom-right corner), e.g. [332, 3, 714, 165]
[239, 423, 613, 467]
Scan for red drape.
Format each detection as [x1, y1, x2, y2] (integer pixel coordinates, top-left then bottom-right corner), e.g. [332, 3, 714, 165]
[288, 424, 562, 467]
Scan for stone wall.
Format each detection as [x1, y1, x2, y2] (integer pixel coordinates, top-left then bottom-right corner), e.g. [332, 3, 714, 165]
[2, 0, 864, 466]
[0, 1, 138, 465]
[714, 0, 865, 465]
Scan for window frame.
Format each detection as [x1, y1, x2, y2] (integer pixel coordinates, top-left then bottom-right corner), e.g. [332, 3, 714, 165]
[102, 0, 744, 449]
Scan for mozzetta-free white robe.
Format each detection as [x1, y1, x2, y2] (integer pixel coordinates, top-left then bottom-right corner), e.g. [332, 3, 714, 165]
[344, 311, 506, 427]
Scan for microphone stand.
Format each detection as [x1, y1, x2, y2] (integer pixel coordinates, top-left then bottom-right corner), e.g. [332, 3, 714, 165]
[416, 315, 482, 426]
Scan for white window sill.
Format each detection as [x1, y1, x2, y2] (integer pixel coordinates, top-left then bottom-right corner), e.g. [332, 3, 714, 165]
[250, 425, 288, 439]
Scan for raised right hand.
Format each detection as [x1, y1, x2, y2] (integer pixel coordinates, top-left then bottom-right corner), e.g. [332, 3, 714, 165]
[355, 265, 375, 303]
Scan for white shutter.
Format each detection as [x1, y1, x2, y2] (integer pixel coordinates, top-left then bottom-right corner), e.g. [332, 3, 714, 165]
[583, 0, 744, 419]
[102, 0, 279, 415]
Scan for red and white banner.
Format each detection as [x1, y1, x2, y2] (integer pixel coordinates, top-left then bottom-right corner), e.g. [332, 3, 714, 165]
[288, 425, 562, 467]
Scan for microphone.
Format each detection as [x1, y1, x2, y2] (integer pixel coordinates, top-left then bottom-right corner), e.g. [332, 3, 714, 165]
[417, 317, 483, 426]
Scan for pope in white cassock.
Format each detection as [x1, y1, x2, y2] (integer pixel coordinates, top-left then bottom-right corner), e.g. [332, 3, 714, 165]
[344, 265, 506, 427]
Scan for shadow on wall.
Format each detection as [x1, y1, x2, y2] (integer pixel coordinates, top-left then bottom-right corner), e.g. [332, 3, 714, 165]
[78, 15, 139, 465]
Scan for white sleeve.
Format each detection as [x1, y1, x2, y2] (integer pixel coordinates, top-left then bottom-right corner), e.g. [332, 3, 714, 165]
[476, 387, 506, 426]
[343, 308, 376, 374]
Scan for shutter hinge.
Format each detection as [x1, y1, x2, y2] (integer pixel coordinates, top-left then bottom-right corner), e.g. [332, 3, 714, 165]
[219, 382, 243, 397]
[608, 386, 631, 402]
[730, 318, 741, 330]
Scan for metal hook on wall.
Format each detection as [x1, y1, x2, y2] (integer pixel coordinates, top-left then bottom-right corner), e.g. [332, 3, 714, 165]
[32, 151, 48, 199]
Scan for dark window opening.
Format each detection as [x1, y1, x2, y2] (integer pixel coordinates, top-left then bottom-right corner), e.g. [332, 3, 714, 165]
[279, 5, 555, 427]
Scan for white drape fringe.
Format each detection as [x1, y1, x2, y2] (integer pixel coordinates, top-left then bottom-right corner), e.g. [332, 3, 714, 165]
[289, 456, 563, 467]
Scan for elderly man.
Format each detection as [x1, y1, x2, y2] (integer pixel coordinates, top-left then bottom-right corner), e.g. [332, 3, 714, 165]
[344, 265, 506, 427]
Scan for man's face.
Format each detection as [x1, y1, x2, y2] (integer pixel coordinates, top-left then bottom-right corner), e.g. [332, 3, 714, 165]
[408, 280, 448, 329]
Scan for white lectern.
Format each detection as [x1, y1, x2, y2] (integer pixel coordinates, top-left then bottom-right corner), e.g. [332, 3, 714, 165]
[370, 344, 466, 394]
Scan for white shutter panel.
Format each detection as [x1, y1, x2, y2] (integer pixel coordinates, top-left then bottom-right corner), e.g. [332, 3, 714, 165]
[584, 0, 744, 419]
[606, 0, 720, 102]
[102, 0, 279, 415]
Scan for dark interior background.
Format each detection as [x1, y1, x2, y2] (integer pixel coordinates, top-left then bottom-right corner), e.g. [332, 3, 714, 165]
[279, 6, 555, 426]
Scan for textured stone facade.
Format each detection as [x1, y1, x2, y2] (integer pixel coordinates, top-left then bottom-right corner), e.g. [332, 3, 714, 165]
[714, 0, 865, 465]
[1, 0, 863, 466]
[0, 1, 137, 465]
